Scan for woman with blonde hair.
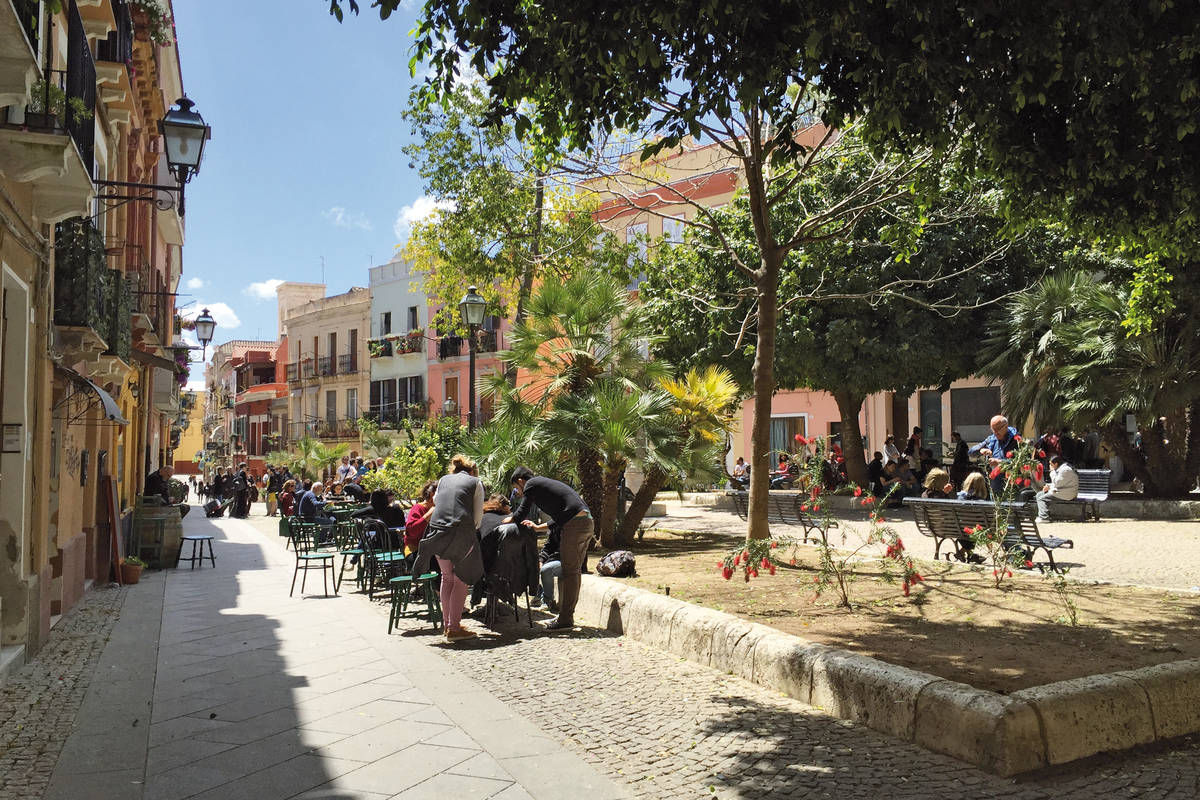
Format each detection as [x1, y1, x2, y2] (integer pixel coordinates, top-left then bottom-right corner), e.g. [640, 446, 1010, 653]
[921, 468, 953, 499]
[413, 455, 484, 641]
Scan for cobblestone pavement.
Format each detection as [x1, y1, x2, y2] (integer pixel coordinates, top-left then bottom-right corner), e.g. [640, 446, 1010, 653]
[0, 585, 126, 800]
[390, 613, 1200, 799]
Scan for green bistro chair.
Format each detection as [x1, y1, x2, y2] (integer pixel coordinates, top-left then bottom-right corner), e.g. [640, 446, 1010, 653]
[388, 572, 442, 633]
[358, 518, 407, 600]
[279, 515, 297, 549]
[290, 521, 337, 598]
[334, 518, 365, 592]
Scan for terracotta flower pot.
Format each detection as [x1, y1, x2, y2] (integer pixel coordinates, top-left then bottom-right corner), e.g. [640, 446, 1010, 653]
[120, 563, 144, 585]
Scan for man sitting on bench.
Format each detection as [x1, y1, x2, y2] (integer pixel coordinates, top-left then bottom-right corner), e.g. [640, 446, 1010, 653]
[1035, 455, 1079, 522]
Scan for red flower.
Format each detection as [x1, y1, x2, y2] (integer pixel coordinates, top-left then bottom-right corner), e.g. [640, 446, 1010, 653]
[812, 504, 821, 512]
[795, 434, 807, 445]
[877, 515, 886, 523]
[902, 582, 910, 597]
[897, 538, 904, 549]
[790, 558, 797, 566]
[864, 496, 875, 505]
[742, 550, 749, 561]
[1006, 569, 1013, 578]
[800, 504, 810, 512]
[1037, 449, 1046, 458]
[836, 456, 844, 463]
[1021, 464, 1031, 473]
[974, 524, 984, 532]
[723, 567, 733, 580]
[761, 557, 770, 569]
[1005, 451, 1014, 459]
[768, 565, 776, 576]
[734, 554, 741, 567]
[963, 526, 973, 535]
[990, 466, 1002, 479]
[912, 573, 923, 583]
[812, 485, 822, 497]
[853, 487, 863, 497]
[770, 541, 778, 549]
[750, 569, 758, 578]
[1035, 463, 1045, 482]
[1024, 559, 1033, 568]
[1013, 435, 1022, 442]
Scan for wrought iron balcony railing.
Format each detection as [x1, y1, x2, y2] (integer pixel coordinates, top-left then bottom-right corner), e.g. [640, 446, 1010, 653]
[13, 0, 40, 55]
[54, 217, 108, 334]
[337, 353, 357, 374]
[438, 335, 463, 359]
[477, 329, 500, 353]
[96, 0, 134, 66]
[285, 362, 300, 383]
[317, 355, 335, 377]
[104, 269, 132, 362]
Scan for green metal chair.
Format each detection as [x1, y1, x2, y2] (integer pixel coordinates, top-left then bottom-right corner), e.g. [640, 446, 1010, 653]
[334, 518, 365, 592]
[388, 572, 442, 632]
[289, 521, 337, 597]
[358, 518, 407, 599]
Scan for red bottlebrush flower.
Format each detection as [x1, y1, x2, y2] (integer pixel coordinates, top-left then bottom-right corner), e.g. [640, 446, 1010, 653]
[1037, 449, 1046, 458]
[877, 515, 886, 523]
[896, 539, 904, 549]
[813, 576, 820, 583]
[832, 444, 842, 454]
[734, 554, 741, 567]
[742, 550, 749, 561]
[723, 567, 733, 580]
[989, 466, 1002, 480]
[853, 487, 863, 497]
[974, 524, 984, 532]
[993, 569, 999, 577]
[1036, 463, 1044, 482]
[761, 556, 770, 569]
[836, 456, 844, 463]
[963, 526, 973, 535]
[812, 485, 822, 497]
[913, 573, 923, 583]
[769, 565, 776, 576]
[1024, 559, 1033, 568]
[1014, 435, 1022, 442]
[813, 504, 821, 512]
[860, 498, 870, 507]
[800, 504, 809, 511]
[770, 541, 778, 549]
[864, 496, 875, 505]
[717, 560, 725, 569]
[795, 434, 807, 445]
[1022, 478, 1032, 487]
[902, 582, 910, 597]
[750, 569, 758, 578]
[790, 558, 797, 566]
[1022, 464, 1031, 473]
[1005, 451, 1014, 459]
[1006, 569, 1013, 578]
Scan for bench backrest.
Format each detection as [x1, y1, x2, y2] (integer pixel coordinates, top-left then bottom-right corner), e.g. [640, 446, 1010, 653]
[904, 497, 1046, 549]
[1074, 468, 1112, 499]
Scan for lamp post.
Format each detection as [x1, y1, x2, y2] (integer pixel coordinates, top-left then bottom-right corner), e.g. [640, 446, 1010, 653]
[193, 308, 216, 359]
[457, 285, 487, 430]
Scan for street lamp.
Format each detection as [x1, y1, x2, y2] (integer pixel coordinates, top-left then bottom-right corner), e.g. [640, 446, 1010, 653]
[457, 285, 487, 430]
[193, 308, 217, 358]
[96, 96, 212, 216]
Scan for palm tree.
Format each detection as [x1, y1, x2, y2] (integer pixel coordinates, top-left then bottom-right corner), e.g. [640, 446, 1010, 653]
[615, 366, 741, 543]
[982, 272, 1200, 496]
[500, 269, 668, 516]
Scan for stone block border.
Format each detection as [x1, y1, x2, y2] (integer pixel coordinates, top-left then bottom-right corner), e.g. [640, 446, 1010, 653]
[577, 575, 1200, 776]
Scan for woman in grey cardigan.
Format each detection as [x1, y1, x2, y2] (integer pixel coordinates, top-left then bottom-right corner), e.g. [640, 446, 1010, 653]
[413, 454, 484, 641]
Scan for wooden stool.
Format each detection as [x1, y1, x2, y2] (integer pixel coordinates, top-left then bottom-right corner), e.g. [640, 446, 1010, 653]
[176, 534, 216, 569]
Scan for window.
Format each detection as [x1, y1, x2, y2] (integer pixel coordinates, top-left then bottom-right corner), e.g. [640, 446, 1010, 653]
[380, 311, 392, 336]
[326, 390, 337, 426]
[407, 305, 419, 331]
[445, 376, 459, 408]
[346, 388, 358, 420]
[348, 329, 358, 371]
[769, 415, 808, 455]
[403, 375, 424, 410]
[662, 215, 684, 245]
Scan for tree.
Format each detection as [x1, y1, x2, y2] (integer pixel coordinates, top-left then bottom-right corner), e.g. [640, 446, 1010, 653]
[642, 149, 1063, 486]
[335, 0, 1200, 326]
[982, 271, 1200, 497]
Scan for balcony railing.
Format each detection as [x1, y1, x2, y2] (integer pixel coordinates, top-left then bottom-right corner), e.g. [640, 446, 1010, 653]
[96, 0, 133, 66]
[285, 362, 300, 383]
[364, 404, 427, 427]
[103, 270, 132, 362]
[301, 359, 315, 379]
[286, 419, 358, 442]
[13, 0, 39, 55]
[65, 1, 95, 175]
[54, 217, 108, 334]
[337, 353, 358, 374]
[317, 355, 335, 377]
[368, 338, 392, 358]
[477, 329, 500, 353]
[438, 335, 463, 359]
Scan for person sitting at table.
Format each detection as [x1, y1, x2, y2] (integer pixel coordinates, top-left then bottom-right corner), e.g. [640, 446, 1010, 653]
[473, 494, 516, 607]
[298, 481, 335, 530]
[279, 479, 298, 517]
[353, 489, 405, 550]
[921, 467, 953, 499]
[342, 481, 367, 502]
[404, 481, 438, 556]
[326, 482, 346, 502]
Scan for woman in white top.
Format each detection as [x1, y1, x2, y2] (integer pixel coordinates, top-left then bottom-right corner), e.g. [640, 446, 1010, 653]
[883, 435, 902, 464]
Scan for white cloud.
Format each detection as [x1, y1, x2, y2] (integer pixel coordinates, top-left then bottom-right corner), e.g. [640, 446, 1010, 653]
[322, 206, 373, 231]
[394, 195, 456, 240]
[185, 277, 204, 290]
[244, 279, 284, 300]
[181, 302, 240, 330]
[185, 380, 206, 392]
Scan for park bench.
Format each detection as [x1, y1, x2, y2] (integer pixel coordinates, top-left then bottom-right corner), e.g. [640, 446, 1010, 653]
[1054, 468, 1112, 521]
[903, 496, 1074, 572]
[727, 491, 836, 544]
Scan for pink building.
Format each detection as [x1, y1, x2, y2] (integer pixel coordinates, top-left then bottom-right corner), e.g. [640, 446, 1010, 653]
[424, 301, 507, 426]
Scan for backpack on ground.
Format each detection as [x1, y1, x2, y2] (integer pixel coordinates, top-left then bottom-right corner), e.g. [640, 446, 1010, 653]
[596, 550, 637, 578]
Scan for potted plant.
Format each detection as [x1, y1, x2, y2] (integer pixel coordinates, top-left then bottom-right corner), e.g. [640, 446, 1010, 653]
[120, 556, 147, 584]
[25, 79, 94, 130]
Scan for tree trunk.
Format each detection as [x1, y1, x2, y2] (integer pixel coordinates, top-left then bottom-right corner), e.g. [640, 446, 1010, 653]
[597, 463, 624, 548]
[616, 469, 667, 546]
[746, 266, 779, 540]
[577, 445, 604, 535]
[833, 388, 869, 487]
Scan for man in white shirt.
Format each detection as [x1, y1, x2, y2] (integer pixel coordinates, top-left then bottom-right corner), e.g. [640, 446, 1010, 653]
[1035, 455, 1079, 521]
[335, 455, 355, 483]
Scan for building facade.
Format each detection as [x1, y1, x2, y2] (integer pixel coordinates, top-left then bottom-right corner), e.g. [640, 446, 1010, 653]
[1, 0, 197, 670]
[280, 283, 370, 445]
[367, 256, 429, 426]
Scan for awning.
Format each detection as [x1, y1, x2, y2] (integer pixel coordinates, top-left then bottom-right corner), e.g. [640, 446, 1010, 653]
[54, 367, 130, 425]
[131, 346, 177, 371]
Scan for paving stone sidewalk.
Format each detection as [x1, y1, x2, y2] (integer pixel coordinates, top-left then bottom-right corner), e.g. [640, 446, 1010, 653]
[0, 584, 126, 800]
[43, 509, 626, 800]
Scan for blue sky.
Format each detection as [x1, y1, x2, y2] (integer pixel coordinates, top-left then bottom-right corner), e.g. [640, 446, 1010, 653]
[173, 1, 431, 383]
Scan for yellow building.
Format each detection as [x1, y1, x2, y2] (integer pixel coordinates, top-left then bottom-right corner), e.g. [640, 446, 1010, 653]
[174, 390, 206, 474]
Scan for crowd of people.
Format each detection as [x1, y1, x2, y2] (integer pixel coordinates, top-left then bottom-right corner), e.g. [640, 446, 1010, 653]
[188, 453, 383, 519]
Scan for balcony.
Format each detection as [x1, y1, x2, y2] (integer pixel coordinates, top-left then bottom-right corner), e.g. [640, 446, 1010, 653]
[393, 331, 425, 356]
[438, 335, 463, 360]
[364, 405, 427, 428]
[152, 366, 180, 415]
[286, 418, 359, 443]
[477, 329, 500, 353]
[301, 359, 315, 379]
[317, 355, 335, 377]
[92, 269, 132, 383]
[368, 338, 393, 358]
[9, 0, 40, 56]
[286, 362, 300, 383]
[53, 216, 109, 362]
[337, 353, 358, 374]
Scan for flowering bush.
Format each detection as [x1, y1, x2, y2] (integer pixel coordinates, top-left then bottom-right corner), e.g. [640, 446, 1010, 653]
[971, 437, 1042, 588]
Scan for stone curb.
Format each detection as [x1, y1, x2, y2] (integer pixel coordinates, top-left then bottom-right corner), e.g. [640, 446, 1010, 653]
[577, 575, 1200, 775]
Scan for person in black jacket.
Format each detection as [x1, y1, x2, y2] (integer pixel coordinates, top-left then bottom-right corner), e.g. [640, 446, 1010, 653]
[145, 465, 189, 518]
[506, 466, 592, 630]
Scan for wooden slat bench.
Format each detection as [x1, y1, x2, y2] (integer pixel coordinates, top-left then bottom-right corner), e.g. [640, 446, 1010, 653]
[903, 496, 1074, 572]
[727, 491, 836, 544]
[1053, 468, 1111, 521]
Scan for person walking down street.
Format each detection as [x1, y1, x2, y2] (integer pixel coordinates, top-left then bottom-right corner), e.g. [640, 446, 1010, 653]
[266, 466, 284, 516]
[507, 466, 593, 631]
[1035, 455, 1080, 522]
[230, 463, 251, 518]
[413, 456, 484, 642]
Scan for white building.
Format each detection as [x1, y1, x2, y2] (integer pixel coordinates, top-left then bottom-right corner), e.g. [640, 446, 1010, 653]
[367, 257, 429, 426]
